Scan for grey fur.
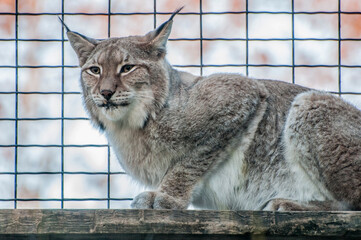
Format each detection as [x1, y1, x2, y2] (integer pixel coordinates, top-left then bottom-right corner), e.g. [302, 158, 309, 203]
[65, 10, 361, 211]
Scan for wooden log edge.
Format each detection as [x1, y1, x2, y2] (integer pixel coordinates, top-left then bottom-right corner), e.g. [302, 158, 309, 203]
[0, 209, 360, 239]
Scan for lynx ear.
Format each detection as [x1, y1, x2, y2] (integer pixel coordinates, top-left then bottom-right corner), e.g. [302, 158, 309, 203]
[145, 7, 183, 57]
[67, 32, 97, 66]
[58, 17, 97, 66]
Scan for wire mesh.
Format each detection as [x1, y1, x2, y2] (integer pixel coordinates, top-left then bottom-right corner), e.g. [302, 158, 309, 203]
[1, 0, 361, 209]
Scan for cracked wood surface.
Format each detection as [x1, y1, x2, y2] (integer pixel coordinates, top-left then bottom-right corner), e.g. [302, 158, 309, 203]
[0, 209, 361, 239]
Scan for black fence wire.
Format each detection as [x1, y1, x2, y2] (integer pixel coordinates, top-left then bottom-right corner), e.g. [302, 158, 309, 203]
[1, 0, 361, 209]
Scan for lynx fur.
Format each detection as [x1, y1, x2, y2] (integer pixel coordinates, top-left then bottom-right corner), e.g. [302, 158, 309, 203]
[63, 9, 361, 211]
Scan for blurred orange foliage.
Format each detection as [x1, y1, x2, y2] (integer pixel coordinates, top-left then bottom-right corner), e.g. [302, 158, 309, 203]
[0, 0, 15, 35]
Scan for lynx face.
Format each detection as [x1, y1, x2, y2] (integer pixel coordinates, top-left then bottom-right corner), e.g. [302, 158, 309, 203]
[64, 12, 176, 128]
[80, 39, 159, 124]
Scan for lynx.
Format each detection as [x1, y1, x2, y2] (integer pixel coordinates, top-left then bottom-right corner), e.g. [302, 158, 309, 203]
[63, 9, 361, 211]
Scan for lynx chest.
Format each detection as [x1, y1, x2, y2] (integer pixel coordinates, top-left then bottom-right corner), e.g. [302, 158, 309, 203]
[105, 127, 175, 188]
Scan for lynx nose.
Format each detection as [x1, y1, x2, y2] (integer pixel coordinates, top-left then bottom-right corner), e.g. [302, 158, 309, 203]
[100, 89, 114, 101]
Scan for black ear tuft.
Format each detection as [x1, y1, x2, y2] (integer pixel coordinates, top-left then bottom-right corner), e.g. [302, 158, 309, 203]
[58, 16, 71, 32]
[143, 7, 183, 58]
[153, 6, 184, 37]
[58, 18, 98, 66]
[169, 6, 184, 21]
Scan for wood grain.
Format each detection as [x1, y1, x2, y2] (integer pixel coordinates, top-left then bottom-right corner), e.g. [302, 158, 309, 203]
[0, 210, 360, 239]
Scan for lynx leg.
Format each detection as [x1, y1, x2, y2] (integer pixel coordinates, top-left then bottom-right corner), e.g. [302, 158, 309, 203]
[284, 91, 361, 210]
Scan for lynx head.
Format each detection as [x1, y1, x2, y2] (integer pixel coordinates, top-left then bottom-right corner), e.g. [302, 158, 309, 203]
[62, 8, 182, 129]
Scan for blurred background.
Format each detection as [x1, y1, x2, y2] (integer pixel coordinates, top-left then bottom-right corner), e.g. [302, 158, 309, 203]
[1, 0, 361, 209]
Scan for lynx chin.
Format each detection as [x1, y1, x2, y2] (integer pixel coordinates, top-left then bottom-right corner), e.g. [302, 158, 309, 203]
[63, 8, 361, 211]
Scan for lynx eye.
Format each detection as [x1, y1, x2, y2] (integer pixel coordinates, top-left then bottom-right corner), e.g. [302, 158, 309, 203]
[121, 65, 134, 73]
[89, 66, 101, 75]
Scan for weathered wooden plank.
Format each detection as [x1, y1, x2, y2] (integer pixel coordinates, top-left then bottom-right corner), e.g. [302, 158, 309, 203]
[0, 210, 360, 239]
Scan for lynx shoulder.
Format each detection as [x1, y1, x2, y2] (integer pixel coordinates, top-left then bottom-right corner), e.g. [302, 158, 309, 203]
[64, 9, 361, 211]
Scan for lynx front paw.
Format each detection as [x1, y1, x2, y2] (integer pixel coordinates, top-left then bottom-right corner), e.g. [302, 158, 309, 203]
[263, 198, 310, 211]
[131, 191, 156, 209]
[131, 191, 187, 209]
